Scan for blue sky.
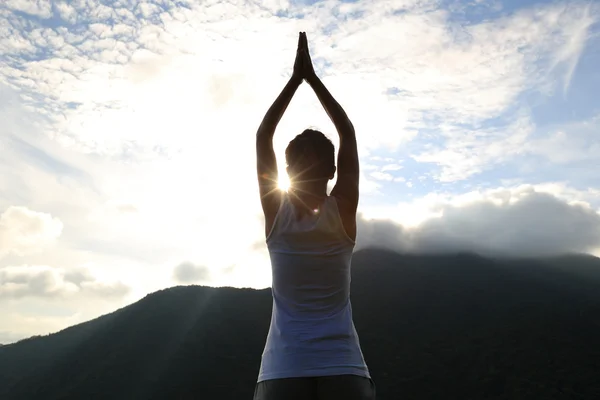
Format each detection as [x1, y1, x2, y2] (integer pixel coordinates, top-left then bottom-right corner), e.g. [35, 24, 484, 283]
[1, 0, 599, 343]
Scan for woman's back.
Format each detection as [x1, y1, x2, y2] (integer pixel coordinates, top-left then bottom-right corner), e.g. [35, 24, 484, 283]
[257, 194, 370, 382]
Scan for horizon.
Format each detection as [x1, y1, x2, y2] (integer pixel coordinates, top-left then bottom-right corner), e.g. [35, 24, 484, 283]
[1, 0, 599, 344]
[2, 248, 599, 346]
[1, 248, 599, 345]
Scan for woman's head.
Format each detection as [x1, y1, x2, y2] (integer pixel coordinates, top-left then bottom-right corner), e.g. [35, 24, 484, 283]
[285, 129, 336, 185]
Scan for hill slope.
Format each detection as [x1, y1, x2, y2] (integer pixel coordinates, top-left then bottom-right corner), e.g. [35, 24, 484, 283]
[1, 249, 600, 399]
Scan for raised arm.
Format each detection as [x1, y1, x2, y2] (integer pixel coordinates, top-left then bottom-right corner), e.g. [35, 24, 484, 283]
[300, 33, 359, 239]
[256, 34, 304, 237]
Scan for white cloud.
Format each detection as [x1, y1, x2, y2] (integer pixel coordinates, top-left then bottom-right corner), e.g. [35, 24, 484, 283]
[173, 261, 210, 284]
[549, 3, 597, 94]
[412, 111, 534, 182]
[4, 0, 53, 19]
[317, 1, 597, 181]
[382, 163, 403, 172]
[526, 113, 600, 164]
[0, 0, 595, 172]
[55, 2, 77, 24]
[357, 185, 600, 257]
[0, 206, 63, 259]
[0, 264, 130, 299]
[370, 171, 394, 181]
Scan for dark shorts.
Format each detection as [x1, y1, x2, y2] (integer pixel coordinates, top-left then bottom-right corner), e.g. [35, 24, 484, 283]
[253, 374, 376, 400]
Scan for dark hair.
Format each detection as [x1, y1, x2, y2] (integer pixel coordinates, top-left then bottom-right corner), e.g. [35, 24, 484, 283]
[285, 129, 335, 175]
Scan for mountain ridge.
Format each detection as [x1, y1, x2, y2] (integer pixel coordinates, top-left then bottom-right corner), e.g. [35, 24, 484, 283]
[1, 248, 600, 399]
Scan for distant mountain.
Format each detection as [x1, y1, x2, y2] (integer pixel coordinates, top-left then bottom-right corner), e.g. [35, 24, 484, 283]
[1, 249, 600, 399]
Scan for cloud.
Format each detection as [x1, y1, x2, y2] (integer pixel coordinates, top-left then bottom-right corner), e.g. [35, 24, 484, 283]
[413, 113, 534, 182]
[356, 186, 600, 257]
[549, 3, 597, 94]
[370, 171, 394, 181]
[0, 206, 63, 259]
[173, 261, 210, 284]
[55, 2, 77, 24]
[4, 0, 53, 19]
[81, 279, 131, 297]
[381, 163, 403, 172]
[0, 0, 596, 215]
[0, 265, 130, 299]
[526, 113, 600, 165]
[1, 0, 593, 160]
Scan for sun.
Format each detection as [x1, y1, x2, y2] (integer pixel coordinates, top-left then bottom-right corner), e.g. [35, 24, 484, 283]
[278, 175, 290, 192]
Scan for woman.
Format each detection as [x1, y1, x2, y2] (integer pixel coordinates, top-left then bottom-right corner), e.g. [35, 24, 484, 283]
[254, 32, 375, 400]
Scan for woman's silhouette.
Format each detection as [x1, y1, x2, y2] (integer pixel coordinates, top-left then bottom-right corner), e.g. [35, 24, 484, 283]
[254, 32, 375, 400]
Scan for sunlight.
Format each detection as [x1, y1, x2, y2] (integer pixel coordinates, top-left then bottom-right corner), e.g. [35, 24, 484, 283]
[278, 174, 290, 192]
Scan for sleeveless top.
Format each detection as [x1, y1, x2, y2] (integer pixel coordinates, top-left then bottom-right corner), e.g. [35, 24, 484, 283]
[257, 192, 371, 382]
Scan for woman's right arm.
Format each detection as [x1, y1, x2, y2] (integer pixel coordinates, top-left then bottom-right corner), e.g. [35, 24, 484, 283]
[299, 33, 359, 239]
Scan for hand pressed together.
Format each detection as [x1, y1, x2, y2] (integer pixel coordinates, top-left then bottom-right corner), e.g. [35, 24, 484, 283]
[292, 32, 317, 84]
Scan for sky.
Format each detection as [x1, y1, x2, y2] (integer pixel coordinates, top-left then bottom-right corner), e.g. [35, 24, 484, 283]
[0, 0, 599, 344]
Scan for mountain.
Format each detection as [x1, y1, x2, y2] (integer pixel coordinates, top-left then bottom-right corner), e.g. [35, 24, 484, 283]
[1, 249, 600, 399]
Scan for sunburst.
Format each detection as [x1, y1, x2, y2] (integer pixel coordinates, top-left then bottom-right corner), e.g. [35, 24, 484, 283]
[278, 175, 291, 191]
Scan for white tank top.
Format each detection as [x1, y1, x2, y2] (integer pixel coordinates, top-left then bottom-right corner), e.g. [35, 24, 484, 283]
[257, 193, 371, 382]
